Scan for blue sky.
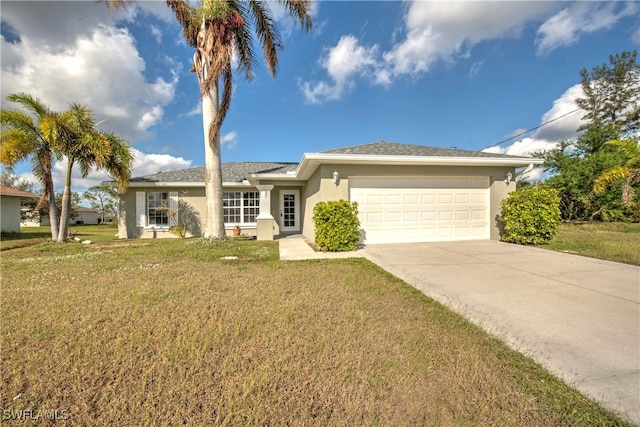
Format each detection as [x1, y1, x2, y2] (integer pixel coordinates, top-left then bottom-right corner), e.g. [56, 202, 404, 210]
[1, 1, 638, 191]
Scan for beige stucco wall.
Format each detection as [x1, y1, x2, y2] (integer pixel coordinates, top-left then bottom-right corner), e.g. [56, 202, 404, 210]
[300, 164, 517, 243]
[1, 196, 21, 233]
[118, 186, 263, 239]
[118, 186, 207, 239]
[119, 164, 517, 241]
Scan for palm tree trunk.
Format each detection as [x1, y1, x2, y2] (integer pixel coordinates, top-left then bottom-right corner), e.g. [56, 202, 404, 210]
[57, 160, 74, 242]
[202, 82, 226, 240]
[43, 155, 59, 240]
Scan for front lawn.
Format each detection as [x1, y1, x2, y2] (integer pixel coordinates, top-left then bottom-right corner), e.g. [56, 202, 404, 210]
[0, 236, 630, 425]
[544, 222, 640, 266]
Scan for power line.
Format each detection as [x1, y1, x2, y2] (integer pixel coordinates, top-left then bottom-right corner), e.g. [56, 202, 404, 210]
[483, 107, 582, 150]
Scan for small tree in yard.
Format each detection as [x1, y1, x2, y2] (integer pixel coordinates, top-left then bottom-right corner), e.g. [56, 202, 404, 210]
[312, 200, 361, 252]
[499, 186, 561, 245]
[84, 184, 117, 224]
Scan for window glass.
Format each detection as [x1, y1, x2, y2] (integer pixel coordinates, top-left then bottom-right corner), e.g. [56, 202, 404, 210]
[223, 191, 259, 224]
[148, 192, 169, 225]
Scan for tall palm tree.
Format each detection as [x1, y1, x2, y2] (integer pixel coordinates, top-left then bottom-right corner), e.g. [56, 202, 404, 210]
[106, 0, 312, 239]
[0, 93, 61, 239]
[594, 139, 640, 207]
[54, 104, 134, 242]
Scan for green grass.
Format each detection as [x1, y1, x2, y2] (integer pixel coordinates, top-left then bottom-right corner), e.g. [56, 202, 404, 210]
[1, 232, 631, 425]
[544, 222, 640, 266]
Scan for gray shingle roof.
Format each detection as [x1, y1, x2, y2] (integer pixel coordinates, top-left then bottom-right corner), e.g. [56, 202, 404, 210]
[321, 141, 524, 158]
[128, 142, 532, 184]
[130, 162, 298, 184]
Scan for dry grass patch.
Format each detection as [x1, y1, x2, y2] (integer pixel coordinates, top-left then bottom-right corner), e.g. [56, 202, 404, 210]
[1, 238, 630, 425]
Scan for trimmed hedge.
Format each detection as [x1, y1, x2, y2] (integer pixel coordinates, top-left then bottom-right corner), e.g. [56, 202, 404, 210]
[500, 185, 561, 245]
[312, 200, 361, 251]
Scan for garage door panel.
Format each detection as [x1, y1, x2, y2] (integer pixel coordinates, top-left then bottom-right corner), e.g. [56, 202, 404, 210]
[455, 210, 470, 221]
[350, 176, 490, 244]
[438, 210, 454, 221]
[439, 194, 454, 204]
[421, 211, 436, 221]
[455, 194, 470, 204]
[472, 209, 486, 220]
[365, 194, 383, 205]
[421, 194, 437, 204]
[403, 194, 419, 204]
[404, 211, 419, 222]
[365, 212, 383, 223]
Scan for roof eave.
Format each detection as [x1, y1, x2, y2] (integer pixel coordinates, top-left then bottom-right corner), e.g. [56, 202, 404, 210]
[295, 154, 543, 180]
[126, 181, 258, 188]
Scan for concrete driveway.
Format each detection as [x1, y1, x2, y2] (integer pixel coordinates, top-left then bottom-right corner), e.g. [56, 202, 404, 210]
[361, 240, 640, 425]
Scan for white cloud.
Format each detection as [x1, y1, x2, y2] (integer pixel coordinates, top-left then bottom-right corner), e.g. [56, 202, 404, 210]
[482, 84, 586, 160]
[221, 131, 238, 150]
[301, 1, 635, 104]
[150, 24, 163, 44]
[49, 149, 193, 192]
[300, 2, 556, 103]
[130, 150, 192, 177]
[468, 61, 483, 79]
[1, 2, 180, 142]
[301, 35, 379, 104]
[186, 101, 203, 117]
[382, 1, 555, 79]
[633, 26, 640, 44]
[535, 2, 636, 55]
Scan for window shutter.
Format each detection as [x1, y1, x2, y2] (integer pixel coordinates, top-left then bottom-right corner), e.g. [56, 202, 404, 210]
[136, 192, 146, 227]
[169, 192, 178, 224]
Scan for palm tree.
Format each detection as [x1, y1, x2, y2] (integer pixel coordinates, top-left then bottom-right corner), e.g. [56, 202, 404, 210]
[0, 93, 61, 239]
[54, 104, 134, 242]
[106, 0, 312, 239]
[593, 139, 640, 207]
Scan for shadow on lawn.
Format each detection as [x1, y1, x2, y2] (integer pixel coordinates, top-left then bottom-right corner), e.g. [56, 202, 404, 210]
[0, 230, 52, 251]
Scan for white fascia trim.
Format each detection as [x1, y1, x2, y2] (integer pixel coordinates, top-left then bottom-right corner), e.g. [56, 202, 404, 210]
[302, 153, 544, 166]
[294, 154, 543, 180]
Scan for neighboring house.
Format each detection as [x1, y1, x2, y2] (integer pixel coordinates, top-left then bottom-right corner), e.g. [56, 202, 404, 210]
[0, 186, 40, 233]
[115, 141, 543, 244]
[72, 206, 99, 225]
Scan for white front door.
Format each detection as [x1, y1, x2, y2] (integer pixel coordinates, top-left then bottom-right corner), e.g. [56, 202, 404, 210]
[280, 190, 300, 233]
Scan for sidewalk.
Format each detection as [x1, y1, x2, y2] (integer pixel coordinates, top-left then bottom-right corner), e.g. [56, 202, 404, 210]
[278, 235, 362, 260]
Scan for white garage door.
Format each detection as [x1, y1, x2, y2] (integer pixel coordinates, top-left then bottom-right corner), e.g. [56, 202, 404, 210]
[350, 176, 490, 244]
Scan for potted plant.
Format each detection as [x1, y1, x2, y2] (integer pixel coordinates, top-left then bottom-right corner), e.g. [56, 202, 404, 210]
[232, 224, 241, 236]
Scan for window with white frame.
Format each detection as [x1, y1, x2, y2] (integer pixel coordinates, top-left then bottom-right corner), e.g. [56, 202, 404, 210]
[223, 191, 259, 224]
[136, 191, 178, 227]
[148, 192, 169, 225]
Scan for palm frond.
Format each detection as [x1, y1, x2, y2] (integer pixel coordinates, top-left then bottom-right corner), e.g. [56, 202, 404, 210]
[0, 131, 38, 166]
[248, 0, 282, 77]
[278, 0, 313, 31]
[229, 0, 255, 80]
[209, 65, 234, 151]
[98, 0, 136, 10]
[5, 93, 50, 119]
[101, 132, 134, 192]
[167, 0, 199, 47]
[594, 166, 631, 195]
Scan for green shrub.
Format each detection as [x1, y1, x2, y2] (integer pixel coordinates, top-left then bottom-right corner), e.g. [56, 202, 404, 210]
[499, 185, 561, 245]
[312, 200, 361, 251]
